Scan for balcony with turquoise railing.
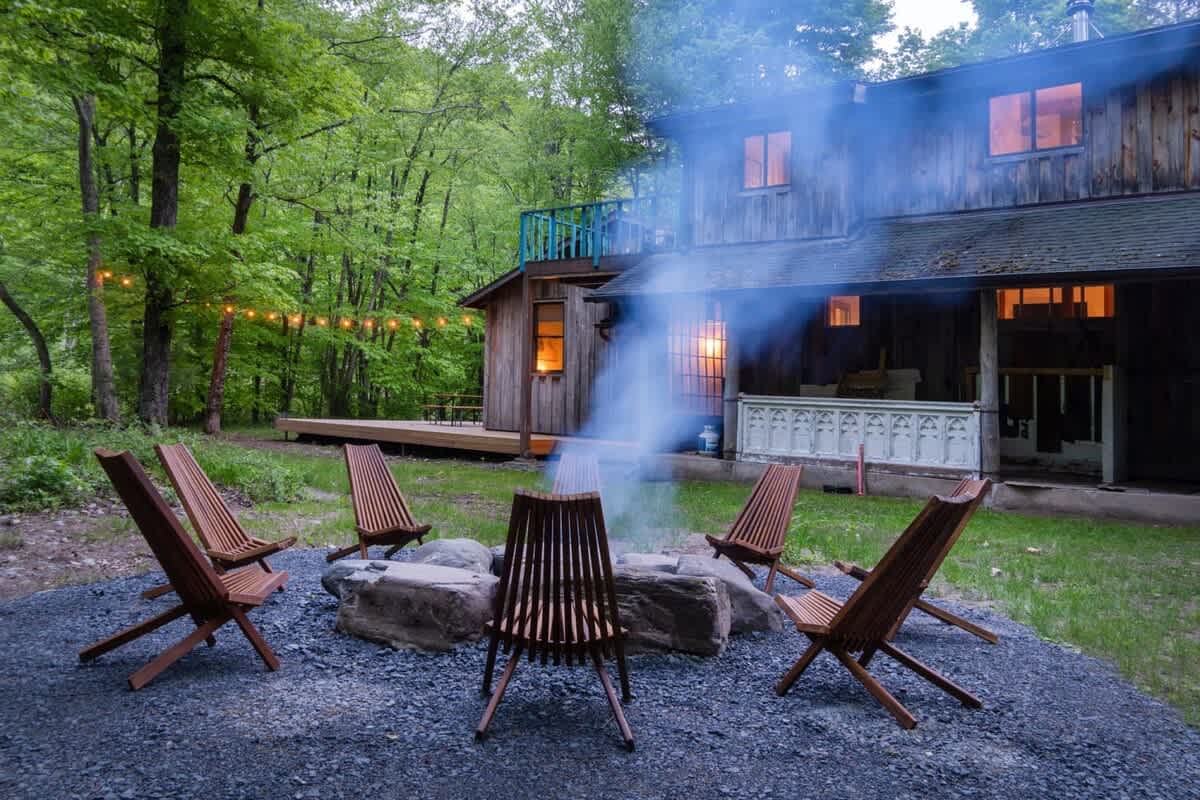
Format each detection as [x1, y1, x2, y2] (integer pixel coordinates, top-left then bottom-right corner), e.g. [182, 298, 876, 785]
[519, 195, 680, 273]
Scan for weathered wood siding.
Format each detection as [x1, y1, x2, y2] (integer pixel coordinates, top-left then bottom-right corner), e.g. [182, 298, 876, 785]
[865, 66, 1200, 217]
[482, 278, 611, 435]
[686, 125, 856, 246]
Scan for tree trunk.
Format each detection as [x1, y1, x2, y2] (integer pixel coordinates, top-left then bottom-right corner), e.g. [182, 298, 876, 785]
[139, 0, 188, 425]
[203, 306, 235, 434]
[0, 281, 57, 424]
[72, 93, 120, 423]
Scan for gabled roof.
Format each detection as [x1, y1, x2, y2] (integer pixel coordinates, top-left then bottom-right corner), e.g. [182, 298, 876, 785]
[458, 268, 521, 309]
[588, 194, 1200, 301]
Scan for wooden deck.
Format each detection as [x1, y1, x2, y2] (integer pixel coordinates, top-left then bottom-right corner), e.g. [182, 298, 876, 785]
[274, 418, 629, 458]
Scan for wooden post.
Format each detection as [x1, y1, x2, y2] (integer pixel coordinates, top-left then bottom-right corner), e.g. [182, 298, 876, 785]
[519, 273, 534, 459]
[722, 322, 739, 460]
[978, 289, 1000, 476]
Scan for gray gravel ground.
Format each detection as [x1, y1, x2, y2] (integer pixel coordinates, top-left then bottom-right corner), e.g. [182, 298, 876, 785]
[2, 549, 1197, 800]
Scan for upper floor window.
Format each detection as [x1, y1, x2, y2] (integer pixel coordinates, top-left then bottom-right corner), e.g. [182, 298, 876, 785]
[989, 83, 1083, 156]
[826, 295, 861, 327]
[534, 301, 564, 373]
[996, 285, 1114, 320]
[743, 131, 791, 189]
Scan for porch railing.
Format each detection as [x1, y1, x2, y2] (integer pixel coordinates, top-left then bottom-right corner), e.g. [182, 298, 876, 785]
[737, 395, 981, 474]
[519, 195, 679, 269]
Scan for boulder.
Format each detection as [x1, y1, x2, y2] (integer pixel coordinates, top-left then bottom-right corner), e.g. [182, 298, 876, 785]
[613, 566, 731, 657]
[617, 553, 679, 572]
[324, 561, 498, 651]
[675, 555, 783, 633]
[409, 538, 493, 574]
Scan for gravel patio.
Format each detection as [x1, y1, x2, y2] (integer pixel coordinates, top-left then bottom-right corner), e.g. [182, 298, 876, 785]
[1, 549, 1196, 800]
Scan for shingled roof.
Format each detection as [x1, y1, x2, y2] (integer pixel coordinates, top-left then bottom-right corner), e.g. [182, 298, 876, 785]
[588, 194, 1200, 301]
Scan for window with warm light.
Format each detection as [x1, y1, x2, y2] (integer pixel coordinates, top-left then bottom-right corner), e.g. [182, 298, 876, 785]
[989, 83, 1082, 156]
[743, 131, 791, 189]
[996, 285, 1114, 320]
[534, 301, 564, 373]
[826, 295, 861, 327]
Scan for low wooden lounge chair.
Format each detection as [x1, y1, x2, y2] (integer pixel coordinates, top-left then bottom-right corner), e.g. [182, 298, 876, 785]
[774, 494, 984, 729]
[551, 451, 601, 494]
[706, 463, 811, 593]
[478, 489, 634, 751]
[833, 478, 995, 644]
[80, 449, 285, 690]
[156, 442, 295, 580]
[327, 443, 431, 562]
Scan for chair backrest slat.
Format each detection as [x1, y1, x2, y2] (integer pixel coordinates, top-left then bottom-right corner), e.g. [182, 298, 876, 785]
[95, 449, 227, 611]
[493, 489, 620, 665]
[344, 444, 416, 533]
[552, 452, 602, 495]
[156, 443, 250, 554]
[726, 464, 802, 553]
[831, 493, 979, 648]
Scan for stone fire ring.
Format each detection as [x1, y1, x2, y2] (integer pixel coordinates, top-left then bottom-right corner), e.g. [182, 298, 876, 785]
[321, 538, 782, 655]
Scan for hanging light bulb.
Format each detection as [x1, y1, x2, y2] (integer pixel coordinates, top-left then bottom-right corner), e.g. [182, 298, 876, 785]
[363, 319, 375, 330]
[289, 314, 302, 325]
[224, 304, 235, 315]
[245, 309, 256, 319]
[412, 318, 422, 329]
[102, 270, 114, 279]
[437, 317, 447, 327]
[119, 276, 133, 288]
[387, 319, 399, 330]
[316, 316, 328, 327]
[266, 311, 278, 322]
[340, 318, 353, 329]
[462, 315, 474, 326]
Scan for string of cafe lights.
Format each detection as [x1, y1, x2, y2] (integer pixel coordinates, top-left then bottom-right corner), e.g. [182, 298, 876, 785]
[97, 270, 476, 331]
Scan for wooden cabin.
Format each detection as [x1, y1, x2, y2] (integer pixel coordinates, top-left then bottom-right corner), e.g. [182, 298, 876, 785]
[460, 18, 1200, 486]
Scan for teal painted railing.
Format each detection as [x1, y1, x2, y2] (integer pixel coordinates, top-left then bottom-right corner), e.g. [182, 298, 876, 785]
[519, 195, 679, 270]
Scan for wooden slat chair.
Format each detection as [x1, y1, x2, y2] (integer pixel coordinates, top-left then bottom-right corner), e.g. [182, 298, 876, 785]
[327, 443, 431, 562]
[80, 449, 285, 690]
[155, 443, 295, 586]
[774, 494, 984, 729]
[478, 489, 634, 751]
[706, 463, 811, 593]
[833, 478, 995, 644]
[551, 451, 601, 494]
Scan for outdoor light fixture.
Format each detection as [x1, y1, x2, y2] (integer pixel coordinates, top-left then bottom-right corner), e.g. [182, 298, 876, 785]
[267, 312, 278, 321]
[462, 315, 473, 325]
[413, 318, 422, 329]
[364, 319, 374, 329]
[289, 314, 302, 325]
[437, 317, 447, 327]
[341, 318, 352, 329]
[245, 309, 256, 319]
[387, 319, 399, 330]
[224, 304, 235, 314]
[120, 276, 133, 288]
[316, 317, 328, 326]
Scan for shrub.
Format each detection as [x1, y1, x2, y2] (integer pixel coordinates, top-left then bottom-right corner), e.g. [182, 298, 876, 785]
[0, 454, 90, 511]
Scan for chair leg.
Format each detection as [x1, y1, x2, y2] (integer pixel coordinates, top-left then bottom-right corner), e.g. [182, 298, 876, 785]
[481, 633, 501, 696]
[728, 558, 758, 581]
[775, 638, 824, 696]
[764, 561, 779, 594]
[911, 598, 998, 644]
[358, 538, 369, 559]
[476, 644, 522, 740]
[384, 544, 402, 559]
[878, 641, 982, 708]
[858, 644, 879, 668]
[79, 604, 189, 662]
[230, 607, 280, 671]
[614, 639, 632, 702]
[127, 617, 226, 691]
[140, 582, 176, 601]
[325, 542, 364, 563]
[774, 564, 816, 589]
[832, 648, 917, 730]
[591, 650, 635, 752]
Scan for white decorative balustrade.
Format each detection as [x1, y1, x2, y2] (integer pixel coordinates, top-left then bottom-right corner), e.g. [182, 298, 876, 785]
[737, 395, 981, 474]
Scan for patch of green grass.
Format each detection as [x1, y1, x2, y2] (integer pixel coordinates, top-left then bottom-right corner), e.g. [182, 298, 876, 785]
[0, 529, 23, 549]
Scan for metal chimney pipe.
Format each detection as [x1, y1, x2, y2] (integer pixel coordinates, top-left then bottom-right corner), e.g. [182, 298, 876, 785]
[1066, 0, 1095, 43]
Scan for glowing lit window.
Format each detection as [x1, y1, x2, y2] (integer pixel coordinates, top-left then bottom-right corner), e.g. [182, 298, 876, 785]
[989, 83, 1082, 156]
[534, 302, 564, 373]
[827, 295, 861, 327]
[996, 285, 1114, 320]
[743, 131, 791, 189]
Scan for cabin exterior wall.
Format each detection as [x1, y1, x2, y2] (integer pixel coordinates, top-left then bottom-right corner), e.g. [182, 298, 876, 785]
[481, 278, 612, 435]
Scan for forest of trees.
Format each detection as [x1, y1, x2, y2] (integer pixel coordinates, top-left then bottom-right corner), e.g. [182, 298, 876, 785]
[0, 0, 1195, 431]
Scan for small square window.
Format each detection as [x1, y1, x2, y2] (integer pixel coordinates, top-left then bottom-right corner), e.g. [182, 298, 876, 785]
[827, 295, 860, 327]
